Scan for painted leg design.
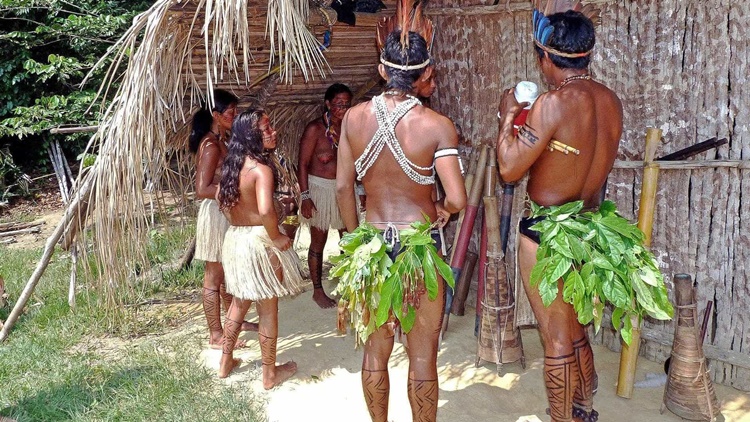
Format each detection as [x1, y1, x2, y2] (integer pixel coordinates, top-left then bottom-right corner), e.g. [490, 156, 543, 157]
[572, 337, 598, 421]
[219, 282, 232, 313]
[407, 378, 439, 422]
[544, 352, 578, 422]
[218, 318, 243, 378]
[259, 332, 296, 389]
[362, 368, 389, 422]
[203, 287, 222, 344]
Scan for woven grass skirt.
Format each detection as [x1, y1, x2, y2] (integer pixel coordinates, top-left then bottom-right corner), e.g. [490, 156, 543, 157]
[299, 175, 345, 230]
[222, 225, 304, 301]
[194, 199, 230, 262]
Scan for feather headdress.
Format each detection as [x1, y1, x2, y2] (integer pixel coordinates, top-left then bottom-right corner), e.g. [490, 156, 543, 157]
[376, 0, 434, 71]
[532, 0, 600, 58]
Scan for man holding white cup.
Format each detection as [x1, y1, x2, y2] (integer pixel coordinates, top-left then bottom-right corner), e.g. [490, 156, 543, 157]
[494, 9, 625, 422]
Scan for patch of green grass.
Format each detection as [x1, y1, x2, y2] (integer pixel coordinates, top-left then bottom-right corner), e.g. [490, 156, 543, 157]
[0, 222, 261, 422]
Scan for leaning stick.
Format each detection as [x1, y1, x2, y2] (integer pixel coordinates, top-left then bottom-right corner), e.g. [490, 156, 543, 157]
[448, 148, 479, 267]
[617, 127, 662, 398]
[449, 150, 480, 316]
[475, 215, 488, 337]
[442, 145, 489, 336]
[0, 171, 96, 343]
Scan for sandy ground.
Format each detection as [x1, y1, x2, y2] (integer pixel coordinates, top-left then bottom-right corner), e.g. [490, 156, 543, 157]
[194, 228, 750, 422]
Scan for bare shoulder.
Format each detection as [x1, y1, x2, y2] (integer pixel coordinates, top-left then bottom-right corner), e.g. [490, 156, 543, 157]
[597, 82, 623, 111]
[199, 133, 221, 153]
[346, 101, 371, 121]
[303, 118, 325, 136]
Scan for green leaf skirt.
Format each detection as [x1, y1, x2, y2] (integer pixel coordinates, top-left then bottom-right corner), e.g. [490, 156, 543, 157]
[331, 220, 454, 346]
[527, 199, 674, 345]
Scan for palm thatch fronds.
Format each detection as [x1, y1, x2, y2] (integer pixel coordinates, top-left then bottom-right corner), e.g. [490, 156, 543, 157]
[267, 0, 330, 84]
[74, 0, 328, 309]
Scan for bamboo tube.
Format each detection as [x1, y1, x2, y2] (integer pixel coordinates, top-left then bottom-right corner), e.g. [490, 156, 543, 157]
[448, 145, 488, 275]
[475, 215, 488, 337]
[499, 183, 515, 254]
[450, 251, 478, 316]
[68, 245, 77, 309]
[443, 145, 489, 335]
[617, 127, 662, 398]
[448, 149, 478, 266]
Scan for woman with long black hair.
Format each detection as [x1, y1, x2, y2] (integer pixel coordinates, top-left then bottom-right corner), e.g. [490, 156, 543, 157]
[190, 89, 257, 349]
[217, 109, 303, 387]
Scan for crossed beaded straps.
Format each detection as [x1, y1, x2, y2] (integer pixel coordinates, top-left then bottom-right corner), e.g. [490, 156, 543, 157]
[355, 94, 434, 186]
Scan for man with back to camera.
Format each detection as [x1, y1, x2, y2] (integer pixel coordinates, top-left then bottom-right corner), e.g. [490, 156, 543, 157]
[496, 10, 622, 422]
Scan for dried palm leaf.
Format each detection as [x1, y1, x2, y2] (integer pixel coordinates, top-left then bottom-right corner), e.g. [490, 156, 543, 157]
[71, 0, 330, 310]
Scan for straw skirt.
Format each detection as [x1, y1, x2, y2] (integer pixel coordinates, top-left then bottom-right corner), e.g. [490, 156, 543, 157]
[194, 199, 230, 262]
[300, 175, 345, 230]
[222, 225, 304, 301]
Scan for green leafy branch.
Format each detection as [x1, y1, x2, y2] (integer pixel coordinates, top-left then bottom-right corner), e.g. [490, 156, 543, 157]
[375, 220, 454, 334]
[331, 220, 454, 345]
[330, 223, 392, 345]
[529, 200, 674, 345]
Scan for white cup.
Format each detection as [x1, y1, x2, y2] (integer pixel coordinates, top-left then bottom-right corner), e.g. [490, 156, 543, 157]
[514, 81, 540, 110]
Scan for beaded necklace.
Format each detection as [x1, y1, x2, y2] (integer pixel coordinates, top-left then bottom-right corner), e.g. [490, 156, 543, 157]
[354, 93, 434, 185]
[323, 111, 338, 149]
[556, 73, 592, 90]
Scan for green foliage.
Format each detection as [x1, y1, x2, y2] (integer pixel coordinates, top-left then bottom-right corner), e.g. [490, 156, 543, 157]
[330, 223, 392, 345]
[0, 224, 260, 421]
[0, 0, 152, 171]
[528, 200, 674, 345]
[331, 220, 454, 345]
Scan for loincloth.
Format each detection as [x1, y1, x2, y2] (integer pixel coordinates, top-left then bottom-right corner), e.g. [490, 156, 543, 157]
[222, 225, 304, 301]
[194, 198, 230, 262]
[299, 174, 345, 230]
[331, 221, 452, 346]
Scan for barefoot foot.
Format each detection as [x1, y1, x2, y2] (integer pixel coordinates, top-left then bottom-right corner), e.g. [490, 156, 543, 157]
[218, 357, 242, 378]
[241, 321, 259, 332]
[263, 361, 298, 389]
[312, 288, 336, 309]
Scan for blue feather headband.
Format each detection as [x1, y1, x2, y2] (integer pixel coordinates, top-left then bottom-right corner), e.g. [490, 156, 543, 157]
[533, 8, 592, 58]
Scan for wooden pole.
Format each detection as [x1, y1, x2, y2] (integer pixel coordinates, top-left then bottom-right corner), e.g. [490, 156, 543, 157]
[68, 244, 77, 309]
[617, 127, 662, 398]
[443, 145, 489, 336]
[0, 172, 95, 342]
[450, 251, 478, 316]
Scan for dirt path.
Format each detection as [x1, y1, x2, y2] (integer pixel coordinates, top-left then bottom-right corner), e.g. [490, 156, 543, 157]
[194, 229, 750, 422]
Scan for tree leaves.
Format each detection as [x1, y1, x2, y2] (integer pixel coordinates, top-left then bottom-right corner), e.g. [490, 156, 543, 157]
[333, 221, 453, 346]
[528, 200, 674, 345]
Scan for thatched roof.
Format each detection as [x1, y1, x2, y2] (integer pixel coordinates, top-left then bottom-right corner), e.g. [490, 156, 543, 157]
[69, 0, 397, 304]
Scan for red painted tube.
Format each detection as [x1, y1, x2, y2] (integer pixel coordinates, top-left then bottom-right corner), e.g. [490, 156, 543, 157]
[450, 204, 479, 269]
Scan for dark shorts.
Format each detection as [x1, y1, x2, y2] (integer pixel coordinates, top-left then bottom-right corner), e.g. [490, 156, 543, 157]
[519, 216, 545, 245]
[383, 227, 442, 261]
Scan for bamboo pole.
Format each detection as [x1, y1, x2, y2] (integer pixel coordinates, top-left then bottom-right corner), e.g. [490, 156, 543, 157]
[450, 251, 477, 316]
[617, 127, 662, 398]
[442, 145, 489, 336]
[612, 159, 748, 170]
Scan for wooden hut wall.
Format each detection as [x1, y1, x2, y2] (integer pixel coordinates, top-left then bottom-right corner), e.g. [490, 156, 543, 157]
[169, 0, 392, 165]
[426, 0, 749, 390]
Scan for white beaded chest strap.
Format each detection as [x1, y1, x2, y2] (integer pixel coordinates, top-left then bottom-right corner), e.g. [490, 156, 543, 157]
[355, 94, 435, 185]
